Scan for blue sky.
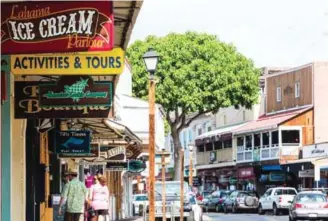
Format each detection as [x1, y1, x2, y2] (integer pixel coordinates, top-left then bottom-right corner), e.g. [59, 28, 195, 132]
[130, 0, 328, 67]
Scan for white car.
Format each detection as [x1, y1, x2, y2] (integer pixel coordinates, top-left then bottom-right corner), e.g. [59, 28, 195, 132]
[258, 187, 297, 215]
[132, 194, 148, 216]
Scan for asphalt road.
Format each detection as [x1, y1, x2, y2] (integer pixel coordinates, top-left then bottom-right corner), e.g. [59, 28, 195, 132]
[203, 213, 289, 221]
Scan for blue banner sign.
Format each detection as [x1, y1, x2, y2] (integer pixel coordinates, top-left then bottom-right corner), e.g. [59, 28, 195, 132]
[55, 131, 90, 154]
[269, 172, 286, 182]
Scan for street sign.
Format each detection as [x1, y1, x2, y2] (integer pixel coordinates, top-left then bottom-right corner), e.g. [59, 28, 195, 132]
[55, 131, 90, 154]
[39, 76, 113, 108]
[100, 146, 126, 162]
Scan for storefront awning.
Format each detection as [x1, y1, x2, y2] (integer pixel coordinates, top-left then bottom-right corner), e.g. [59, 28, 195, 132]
[195, 122, 247, 146]
[67, 118, 143, 158]
[234, 107, 312, 135]
[113, 1, 143, 49]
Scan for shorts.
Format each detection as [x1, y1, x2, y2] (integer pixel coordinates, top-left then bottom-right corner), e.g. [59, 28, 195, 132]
[64, 212, 83, 221]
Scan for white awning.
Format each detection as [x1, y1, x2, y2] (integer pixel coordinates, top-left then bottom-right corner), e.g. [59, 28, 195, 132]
[196, 161, 236, 170]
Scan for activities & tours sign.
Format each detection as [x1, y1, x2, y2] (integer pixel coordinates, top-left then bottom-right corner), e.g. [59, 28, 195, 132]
[10, 48, 124, 75]
[39, 76, 113, 108]
[1, 1, 114, 54]
[14, 81, 113, 119]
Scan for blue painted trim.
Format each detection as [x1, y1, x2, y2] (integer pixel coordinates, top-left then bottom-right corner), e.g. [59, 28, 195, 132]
[1, 55, 11, 221]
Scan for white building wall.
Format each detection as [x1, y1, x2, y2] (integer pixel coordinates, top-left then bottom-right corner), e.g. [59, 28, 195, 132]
[115, 60, 133, 96]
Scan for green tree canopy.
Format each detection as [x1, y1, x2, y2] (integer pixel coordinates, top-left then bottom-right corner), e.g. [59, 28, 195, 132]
[127, 32, 260, 180]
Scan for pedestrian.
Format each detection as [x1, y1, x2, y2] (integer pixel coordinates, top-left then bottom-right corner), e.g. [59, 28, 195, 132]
[59, 169, 88, 221]
[85, 169, 93, 189]
[88, 175, 110, 221]
[59, 172, 70, 221]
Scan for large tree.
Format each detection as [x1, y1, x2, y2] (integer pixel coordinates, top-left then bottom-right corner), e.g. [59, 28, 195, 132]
[127, 32, 260, 180]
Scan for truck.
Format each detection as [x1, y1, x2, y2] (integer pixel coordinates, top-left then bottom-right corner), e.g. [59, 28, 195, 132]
[146, 181, 195, 221]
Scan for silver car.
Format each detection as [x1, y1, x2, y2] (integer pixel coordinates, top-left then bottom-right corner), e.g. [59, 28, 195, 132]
[289, 191, 328, 221]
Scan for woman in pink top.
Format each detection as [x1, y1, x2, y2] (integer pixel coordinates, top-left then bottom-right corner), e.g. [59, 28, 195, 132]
[89, 176, 110, 221]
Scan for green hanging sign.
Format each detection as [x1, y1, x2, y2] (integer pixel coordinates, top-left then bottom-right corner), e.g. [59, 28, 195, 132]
[128, 160, 146, 173]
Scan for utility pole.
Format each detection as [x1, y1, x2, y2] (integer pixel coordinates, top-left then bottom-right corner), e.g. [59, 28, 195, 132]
[156, 150, 170, 221]
[180, 148, 184, 221]
[188, 144, 194, 188]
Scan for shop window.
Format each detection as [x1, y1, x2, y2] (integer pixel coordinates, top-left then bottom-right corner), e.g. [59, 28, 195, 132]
[262, 132, 269, 147]
[277, 87, 281, 102]
[197, 145, 204, 152]
[223, 139, 232, 148]
[214, 141, 222, 150]
[198, 128, 202, 136]
[272, 131, 279, 146]
[254, 134, 261, 148]
[205, 143, 213, 151]
[245, 135, 252, 150]
[282, 130, 300, 146]
[295, 82, 300, 98]
[237, 137, 244, 147]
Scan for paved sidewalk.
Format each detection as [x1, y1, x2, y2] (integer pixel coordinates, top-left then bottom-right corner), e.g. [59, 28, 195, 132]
[118, 217, 144, 221]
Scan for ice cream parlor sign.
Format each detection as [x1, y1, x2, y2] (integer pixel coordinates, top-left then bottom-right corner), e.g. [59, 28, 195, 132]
[1, 1, 114, 54]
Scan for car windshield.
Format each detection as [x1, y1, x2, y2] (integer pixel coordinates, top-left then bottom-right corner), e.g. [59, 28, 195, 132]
[203, 192, 210, 198]
[155, 182, 188, 195]
[135, 196, 148, 201]
[221, 192, 229, 198]
[297, 194, 327, 203]
[238, 192, 258, 198]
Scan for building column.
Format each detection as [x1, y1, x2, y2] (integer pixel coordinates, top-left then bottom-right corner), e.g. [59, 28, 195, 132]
[1, 55, 11, 221]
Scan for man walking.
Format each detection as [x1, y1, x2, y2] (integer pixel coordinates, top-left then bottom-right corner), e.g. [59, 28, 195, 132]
[59, 169, 88, 221]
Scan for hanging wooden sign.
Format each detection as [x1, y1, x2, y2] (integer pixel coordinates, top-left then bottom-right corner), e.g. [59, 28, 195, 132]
[39, 76, 113, 108]
[14, 81, 113, 119]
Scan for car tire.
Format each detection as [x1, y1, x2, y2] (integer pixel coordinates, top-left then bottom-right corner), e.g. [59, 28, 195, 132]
[258, 204, 264, 215]
[273, 203, 279, 216]
[232, 204, 238, 213]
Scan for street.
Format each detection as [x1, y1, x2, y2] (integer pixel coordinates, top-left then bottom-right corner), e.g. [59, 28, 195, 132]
[203, 213, 289, 221]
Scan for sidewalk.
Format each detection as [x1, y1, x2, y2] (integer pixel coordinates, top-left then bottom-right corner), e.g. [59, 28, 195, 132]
[117, 217, 144, 221]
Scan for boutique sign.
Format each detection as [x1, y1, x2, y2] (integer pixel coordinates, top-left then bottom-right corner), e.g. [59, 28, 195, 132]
[303, 143, 328, 159]
[14, 81, 113, 119]
[39, 76, 113, 108]
[1, 1, 114, 54]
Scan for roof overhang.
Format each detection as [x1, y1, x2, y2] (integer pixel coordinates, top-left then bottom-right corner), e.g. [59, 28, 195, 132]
[113, 1, 143, 50]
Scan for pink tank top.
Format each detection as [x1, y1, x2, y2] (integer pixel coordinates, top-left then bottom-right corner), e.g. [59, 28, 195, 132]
[85, 176, 93, 188]
[91, 184, 109, 210]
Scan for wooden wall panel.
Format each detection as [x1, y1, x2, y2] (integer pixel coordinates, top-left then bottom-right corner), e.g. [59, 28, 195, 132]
[282, 109, 314, 145]
[266, 65, 313, 113]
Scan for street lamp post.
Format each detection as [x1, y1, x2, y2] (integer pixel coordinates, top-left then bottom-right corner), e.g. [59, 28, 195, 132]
[188, 144, 194, 188]
[143, 48, 159, 221]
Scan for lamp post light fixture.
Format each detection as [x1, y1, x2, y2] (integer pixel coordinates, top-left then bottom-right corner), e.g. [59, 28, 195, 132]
[188, 143, 194, 187]
[143, 48, 159, 80]
[143, 48, 159, 221]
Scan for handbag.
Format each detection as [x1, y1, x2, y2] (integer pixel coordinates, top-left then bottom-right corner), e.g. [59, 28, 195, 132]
[88, 207, 96, 217]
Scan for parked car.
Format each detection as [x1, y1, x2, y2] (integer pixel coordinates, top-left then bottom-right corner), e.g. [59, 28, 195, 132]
[204, 190, 230, 212]
[132, 194, 148, 216]
[289, 191, 328, 221]
[223, 191, 259, 213]
[258, 187, 297, 215]
[201, 192, 211, 205]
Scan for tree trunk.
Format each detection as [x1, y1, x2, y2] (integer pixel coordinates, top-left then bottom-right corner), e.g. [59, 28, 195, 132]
[171, 127, 183, 181]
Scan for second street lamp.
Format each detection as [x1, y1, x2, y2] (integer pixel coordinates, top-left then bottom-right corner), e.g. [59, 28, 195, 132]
[143, 48, 159, 221]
